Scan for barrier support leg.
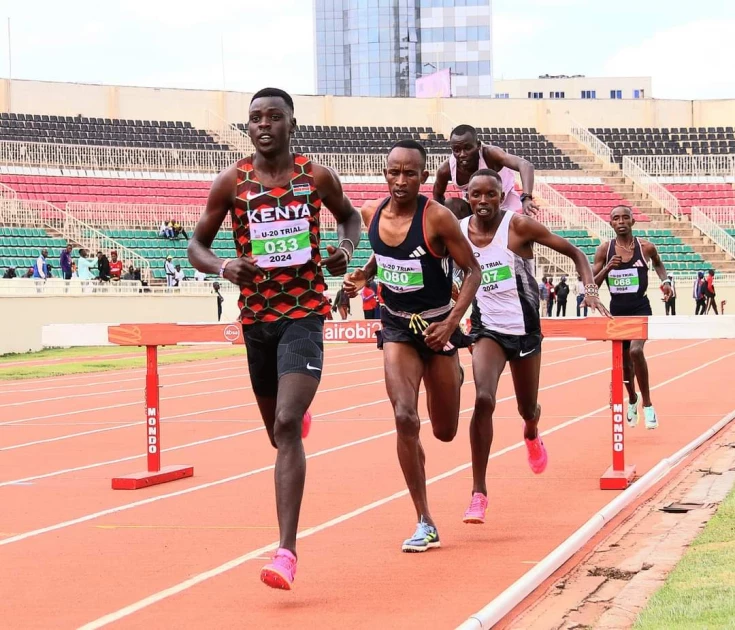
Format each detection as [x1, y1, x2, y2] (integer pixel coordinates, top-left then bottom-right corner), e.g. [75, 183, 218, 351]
[600, 340, 636, 490]
[111, 345, 194, 490]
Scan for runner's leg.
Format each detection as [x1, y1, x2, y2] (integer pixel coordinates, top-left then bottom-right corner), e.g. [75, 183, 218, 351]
[383, 342, 432, 523]
[468, 338, 507, 496]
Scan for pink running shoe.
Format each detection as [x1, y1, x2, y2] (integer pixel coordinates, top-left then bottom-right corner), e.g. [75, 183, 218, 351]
[463, 492, 488, 524]
[260, 548, 297, 590]
[525, 437, 548, 474]
[302, 410, 312, 439]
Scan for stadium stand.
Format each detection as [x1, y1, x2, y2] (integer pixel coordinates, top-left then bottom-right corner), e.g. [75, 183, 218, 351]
[0, 113, 229, 150]
[550, 183, 650, 221]
[590, 127, 735, 163]
[663, 183, 735, 214]
[0, 226, 69, 276]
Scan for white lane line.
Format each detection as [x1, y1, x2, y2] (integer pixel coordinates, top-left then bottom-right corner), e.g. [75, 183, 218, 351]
[76, 347, 732, 630]
[0, 342, 707, 545]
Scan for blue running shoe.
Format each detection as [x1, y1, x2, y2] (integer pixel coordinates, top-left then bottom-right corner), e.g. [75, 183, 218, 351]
[401, 518, 441, 553]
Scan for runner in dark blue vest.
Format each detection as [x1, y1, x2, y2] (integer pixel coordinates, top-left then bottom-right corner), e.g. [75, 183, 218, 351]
[593, 205, 672, 431]
[343, 140, 481, 553]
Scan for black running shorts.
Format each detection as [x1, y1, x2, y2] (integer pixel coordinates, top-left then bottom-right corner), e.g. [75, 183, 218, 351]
[377, 308, 471, 361]
[471, 327, 543, 362]
[242, 315, 324, 398]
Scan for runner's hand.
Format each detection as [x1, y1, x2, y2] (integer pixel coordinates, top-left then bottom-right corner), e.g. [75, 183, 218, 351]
[451, 282, 460, 302]
[223, 257, 264, 285]
[522, 197, 540, 217]
[424, 319, 456, 352]
[323, 245, 349, 276]
[582, 295, 612, 318]
[343, 269, 367, 298]
[607, 255, 622, 270]
[661, 283, 673, 301]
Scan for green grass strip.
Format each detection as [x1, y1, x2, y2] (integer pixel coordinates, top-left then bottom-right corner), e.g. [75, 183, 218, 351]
[634, 485, 735, 630]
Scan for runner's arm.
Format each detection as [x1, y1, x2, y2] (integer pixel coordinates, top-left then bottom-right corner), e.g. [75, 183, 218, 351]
[188, 165, 237, 276]
[484, 145, 537, 214]
[432, 161, 451, 204]
[342, 202, 378, 297]
[644, 240, 673, 298]
[313, 164, 362, 275]
[593, 243, 614, 287]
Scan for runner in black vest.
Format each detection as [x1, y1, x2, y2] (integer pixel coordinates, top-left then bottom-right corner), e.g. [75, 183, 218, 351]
[593, 205, 672, 431]
[343, 139, 481, 553]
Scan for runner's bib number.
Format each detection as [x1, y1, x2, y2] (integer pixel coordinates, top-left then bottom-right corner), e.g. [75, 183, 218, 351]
[250, 219, 311, 268]
[608, 268, 640, 294]
[477, 255, 514, 293]
[376, 255, 423, 293]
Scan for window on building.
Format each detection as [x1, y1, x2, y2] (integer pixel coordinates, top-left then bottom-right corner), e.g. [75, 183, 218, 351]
[495, 93, 510, 99]
[581, 90, 596, 99]
[634, 89, 645, 99]
[549, 91, 565, 99]
[528, 92, 543, 99]
[610, 89, 623, 99]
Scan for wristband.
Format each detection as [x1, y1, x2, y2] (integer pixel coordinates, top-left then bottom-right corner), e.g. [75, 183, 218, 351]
[661, 279, 672, 286]
[338, 246, 352, 264]
[338, 238, 356, 257]
[219, 259, 232, 278]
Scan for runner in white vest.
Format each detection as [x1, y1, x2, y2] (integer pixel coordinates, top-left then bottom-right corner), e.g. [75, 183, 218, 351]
[459, 169, 609, 526]
[433, 124, 539, 221]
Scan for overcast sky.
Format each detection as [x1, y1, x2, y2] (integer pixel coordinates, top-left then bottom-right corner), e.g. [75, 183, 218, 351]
[0, 0, 733, 100]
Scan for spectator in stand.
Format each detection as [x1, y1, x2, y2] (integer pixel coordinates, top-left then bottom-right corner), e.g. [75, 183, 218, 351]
[122, 265, 137, 281]
[77, 249, 95, 279]
[538, 277, 549, 317]
[33, 249, 49, 280]
[694, 271, 707, 315]
[23, 268, 33, 278]
[361, 281, 379, 320]
[664, 273, 677, 315]
[213, 281, 224, 321]
[194, 269, 207, 281]
[164, 255, 176, 287]
[109, 251, 123, 281]
[3, 267, 17, 279]
[574, 274, 588, 317]
[555, 276, 570, 317]
[174, 264, 185, 286]
[59, 244, 73, 280]
[97, 251, 111, 282]
[704, 269, 718, 314]
[173, 221, 189, 240]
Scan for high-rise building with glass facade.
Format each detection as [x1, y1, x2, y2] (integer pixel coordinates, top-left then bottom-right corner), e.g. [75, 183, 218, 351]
[314, 0, 493, 98]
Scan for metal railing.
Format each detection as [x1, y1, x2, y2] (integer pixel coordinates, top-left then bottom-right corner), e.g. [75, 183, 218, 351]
[534, 181, 615, 240]
[0, 199, 151, 282]
[629, 155, 735, 178]
[66, 202, 204, 231]
[568, 120, 614, 168]
[0, 139, 446, 178]
[205, 110, 254, 154]
[691, 207, 735, 260]
[622, 156, 681, 219]
[692, 205, 735, 226]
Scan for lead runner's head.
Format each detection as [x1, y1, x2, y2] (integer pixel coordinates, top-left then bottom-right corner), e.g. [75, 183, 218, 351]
[384, 139, 429, 206]
[248, 87, 296, 157]
[610, 205, 635, 236]
[467, 169, 504, 222]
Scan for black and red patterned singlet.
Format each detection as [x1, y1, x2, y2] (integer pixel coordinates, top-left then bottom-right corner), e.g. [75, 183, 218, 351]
[232, 154, 331, 325]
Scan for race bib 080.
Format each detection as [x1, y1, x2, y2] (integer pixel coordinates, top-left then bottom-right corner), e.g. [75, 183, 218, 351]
[376, 255, 424, 293]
